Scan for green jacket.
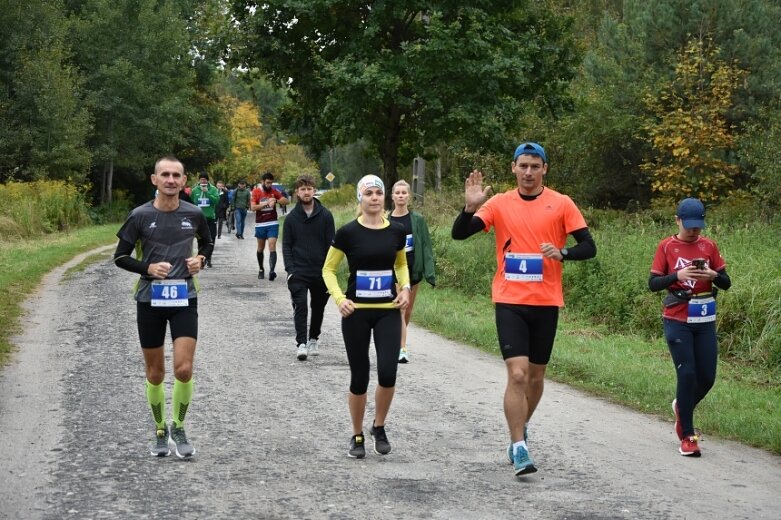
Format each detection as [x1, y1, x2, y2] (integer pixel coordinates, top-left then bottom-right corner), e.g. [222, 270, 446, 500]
[410, 211, 436, 286]
[190, 183, 220, 220]
[232, 187, 251, 210]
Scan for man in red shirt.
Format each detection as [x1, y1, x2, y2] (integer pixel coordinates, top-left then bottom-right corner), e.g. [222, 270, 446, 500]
[251, 172, 289, 281]
[452, 142, 596, 476]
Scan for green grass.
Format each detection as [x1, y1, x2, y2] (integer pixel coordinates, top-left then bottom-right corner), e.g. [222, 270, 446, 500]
[411, 282, 781, 454]
[0, 225, 119, 363]
[3, 200, 780, 454]
[326, 199, 780, 454]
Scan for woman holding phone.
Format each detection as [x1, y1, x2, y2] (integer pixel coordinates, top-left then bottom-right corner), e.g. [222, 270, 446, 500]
[648, 198, 731, 457]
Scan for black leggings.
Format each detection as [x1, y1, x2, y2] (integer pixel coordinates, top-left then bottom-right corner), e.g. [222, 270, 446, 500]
[341, 308, 401, 395]
[663, 318, 718, 437]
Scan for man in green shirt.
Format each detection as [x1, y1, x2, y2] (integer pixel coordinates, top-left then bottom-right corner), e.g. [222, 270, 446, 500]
[190, 172, 219, 266]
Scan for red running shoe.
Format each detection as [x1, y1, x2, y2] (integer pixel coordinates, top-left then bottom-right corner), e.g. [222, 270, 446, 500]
[672, 399, 683, 441]
[679, 435, 701, 457]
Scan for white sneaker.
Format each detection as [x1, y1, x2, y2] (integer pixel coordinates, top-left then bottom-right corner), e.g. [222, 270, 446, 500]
[307, 338, 319, 356]
[296, 343, 308, 361]
[398, 348, 409, 363]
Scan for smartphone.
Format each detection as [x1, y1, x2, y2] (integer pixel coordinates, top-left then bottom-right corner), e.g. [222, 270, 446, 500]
[692, 258, 706, 270]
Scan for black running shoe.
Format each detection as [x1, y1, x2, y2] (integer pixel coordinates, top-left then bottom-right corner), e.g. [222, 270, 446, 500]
[269, 271, 277, 281]
[369, 424, 391, 455]
[348, 433, 366, 459]
[258, 270, 265, 280]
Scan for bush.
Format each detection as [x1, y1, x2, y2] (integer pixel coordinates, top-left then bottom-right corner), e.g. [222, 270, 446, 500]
[418, 190, 781, 374]
[0, 180, 91, 238]
[89, 190, 134, 224]
[320, 184, 357, 209]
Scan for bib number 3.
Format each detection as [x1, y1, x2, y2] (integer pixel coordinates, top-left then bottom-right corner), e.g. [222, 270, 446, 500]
[687, 297, 716, 323]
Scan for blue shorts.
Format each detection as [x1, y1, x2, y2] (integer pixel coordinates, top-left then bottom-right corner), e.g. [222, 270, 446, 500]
[254, 224, 279, 239]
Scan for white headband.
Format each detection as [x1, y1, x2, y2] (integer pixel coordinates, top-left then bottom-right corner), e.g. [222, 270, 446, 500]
[356, 175, 385, 201]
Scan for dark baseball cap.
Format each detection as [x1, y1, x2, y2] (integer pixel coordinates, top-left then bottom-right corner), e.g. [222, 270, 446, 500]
[676, 198, 706, 229]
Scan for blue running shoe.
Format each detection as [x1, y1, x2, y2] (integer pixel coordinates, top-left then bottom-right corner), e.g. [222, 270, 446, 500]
[508, 426, 530, 464]
[513, 445, 537, 476]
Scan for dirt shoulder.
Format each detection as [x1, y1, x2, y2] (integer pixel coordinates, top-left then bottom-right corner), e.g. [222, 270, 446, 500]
[1, 223, 779, 520]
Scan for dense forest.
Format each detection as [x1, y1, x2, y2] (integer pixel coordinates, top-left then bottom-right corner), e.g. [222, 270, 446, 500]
[1, 0, 779, 210]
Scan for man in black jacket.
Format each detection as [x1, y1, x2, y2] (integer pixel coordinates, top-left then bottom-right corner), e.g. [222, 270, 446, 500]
[282, 174, 336, 361]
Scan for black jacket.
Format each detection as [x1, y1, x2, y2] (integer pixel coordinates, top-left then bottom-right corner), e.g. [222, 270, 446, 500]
[282, 198, 335, 277]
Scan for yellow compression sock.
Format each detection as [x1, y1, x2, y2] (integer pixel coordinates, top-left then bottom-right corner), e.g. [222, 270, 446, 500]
[145, 380, 166, 430]
[172, 378, 193, 428]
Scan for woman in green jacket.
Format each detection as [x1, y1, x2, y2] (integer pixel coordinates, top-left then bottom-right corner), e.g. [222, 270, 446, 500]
[389, 180, 436, 363]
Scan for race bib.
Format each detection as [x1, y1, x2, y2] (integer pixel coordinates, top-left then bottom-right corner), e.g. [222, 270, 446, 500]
[687, 297, 716, 323]
[504, 253, 543, 282]
[355, 270, 393, 298]
[405, 234, 414, 253]
[197, 196, 210, 208]
[151, 279, 189, 307]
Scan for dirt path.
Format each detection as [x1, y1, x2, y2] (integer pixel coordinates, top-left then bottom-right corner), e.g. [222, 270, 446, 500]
[1, 217, 779, 519]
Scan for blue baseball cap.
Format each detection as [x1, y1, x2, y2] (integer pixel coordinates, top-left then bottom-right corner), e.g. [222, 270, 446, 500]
[676, 198, 706, 229]
[513, 142, 547, 164]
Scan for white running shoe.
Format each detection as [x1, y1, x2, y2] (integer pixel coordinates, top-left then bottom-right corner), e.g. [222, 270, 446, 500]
[296, 343, 308, 361]
[307, 338, 319, 356]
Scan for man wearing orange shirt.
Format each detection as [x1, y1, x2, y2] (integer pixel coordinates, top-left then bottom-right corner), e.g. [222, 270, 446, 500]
[452, 142, 596, 476]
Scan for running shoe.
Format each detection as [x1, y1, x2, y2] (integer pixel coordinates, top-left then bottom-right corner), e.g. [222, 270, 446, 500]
[206, 260, 212, 268]
[296, 343, 308, 361]
[269, 271, 277, 281]
[398, 348, 409, 363]
[150, 425, 170, 457]
[307, 338, 319, 357]
[672, 399, 683, 441]
[258, 270, 264, 280]
[679, 435, 701, 457]
[348, 433, 365, 459]
[369, 424, 391, 455]
[169, 423, 196, 458]
[508, 426, 529, 463]
[513, 445, 537, 476]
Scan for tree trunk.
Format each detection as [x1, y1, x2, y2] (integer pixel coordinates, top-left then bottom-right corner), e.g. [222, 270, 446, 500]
[380, 107, 402, 208]
[100, 159, 114, 205]
[106, 157, 114, 205]
[100, 162, 108, 206]
[436, 158, 442, 192]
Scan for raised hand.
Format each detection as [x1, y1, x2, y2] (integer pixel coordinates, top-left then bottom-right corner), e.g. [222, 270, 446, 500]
[465, 170, 492, 212]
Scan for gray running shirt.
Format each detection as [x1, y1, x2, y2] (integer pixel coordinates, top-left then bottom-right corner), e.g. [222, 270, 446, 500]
[116, 200, 211, 302]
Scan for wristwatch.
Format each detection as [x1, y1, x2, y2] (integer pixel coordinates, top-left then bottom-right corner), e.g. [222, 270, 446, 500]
[560, 248, 569, 261]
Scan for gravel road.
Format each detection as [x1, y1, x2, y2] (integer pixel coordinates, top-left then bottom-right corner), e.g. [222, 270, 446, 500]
[1, 214, 780, 519]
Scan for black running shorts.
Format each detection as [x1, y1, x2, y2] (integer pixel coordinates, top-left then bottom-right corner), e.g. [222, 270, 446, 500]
[136, 299, 198, 348]
[495, 303, 559, 364]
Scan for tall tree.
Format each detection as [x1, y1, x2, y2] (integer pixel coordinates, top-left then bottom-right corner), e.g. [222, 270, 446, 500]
[0, 0, 90, 182]
[67, 0, 222, 203]
[540, 0, 781, 207]
[230, 1, 578, 189]
[641, 38, 746, 202]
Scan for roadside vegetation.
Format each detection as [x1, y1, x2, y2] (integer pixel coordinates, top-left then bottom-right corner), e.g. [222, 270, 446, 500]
[326, 198, 781, 454]
[0, 181, 122, 362]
